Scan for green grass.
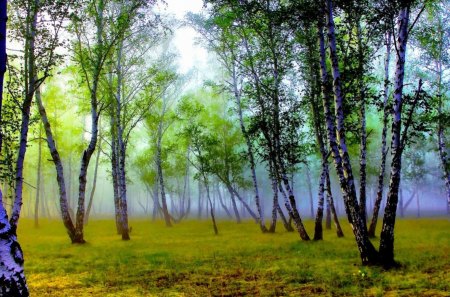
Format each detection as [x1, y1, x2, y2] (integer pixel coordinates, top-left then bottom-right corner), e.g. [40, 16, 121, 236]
[17, 217, 450, 296]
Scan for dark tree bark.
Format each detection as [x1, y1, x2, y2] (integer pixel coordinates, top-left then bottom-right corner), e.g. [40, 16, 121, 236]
[356, 20, 368, 228]
[231, 61, 266, 232]
[321, 1, 378, 264]
[156, 107, 172, 227]
[84, 130, 101, 225]
[306, 165, 315, 219]
[325, 169, 344, 237]
[314, 165, 326, 240]
[34, 119, 43, 228]
[111, 128, 122, 234]
[379, 5, 412, 266]
[36, 78, 76, 242]
[369, 31, 392, 238]
[216, 184, 232, 219]
[10, 0, 39, 230]
[0, 0, 29, 294]
[201, 177, 218, 234]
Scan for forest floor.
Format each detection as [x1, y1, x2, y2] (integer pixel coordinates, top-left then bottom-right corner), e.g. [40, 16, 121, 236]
[18, 217, 449, 296]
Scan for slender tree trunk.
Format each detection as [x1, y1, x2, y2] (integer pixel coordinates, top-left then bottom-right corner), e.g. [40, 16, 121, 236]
[204, 179, 218, 235]
[437, 73, 450, 213]
[369, 31, 391, 238]
[225, 183, 257, 222]
[34, 120, 42, 228]
[10, 0, 39, 230]
[321, 2, 378, 264]
[157, 119, 172, 227]
[84, 128, 101, 225]
[216, 184, 232, 219]
[306, 166, 315, 219]
[115, 40, 130, 240]
[357, 20, 368, 228]
[325, 169, 344, 237]
[269, 173, 278, 232]
[325, 197, 331, 229]
[36, 77, 76, 241]
[111, 131, 122, 234]
[231, 61, 266, 232]
[314, 165, 326, 240]
[197, 180, 203, 219]
[0, 1, 28, 293]
[379, 5, 411, 266]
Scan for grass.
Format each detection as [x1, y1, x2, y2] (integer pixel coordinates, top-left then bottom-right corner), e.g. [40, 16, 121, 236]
[17, 217, 450, 296]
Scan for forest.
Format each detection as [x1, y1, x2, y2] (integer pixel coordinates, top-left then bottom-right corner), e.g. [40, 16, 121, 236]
[0, 0, 449, 296]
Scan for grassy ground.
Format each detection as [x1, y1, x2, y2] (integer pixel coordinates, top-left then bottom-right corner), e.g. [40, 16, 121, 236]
[17, 217, 449, 296]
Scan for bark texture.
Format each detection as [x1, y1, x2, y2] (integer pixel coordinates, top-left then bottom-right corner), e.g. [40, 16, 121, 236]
[0, 1, 29, 293]
[379, 5, 410, 266]
[322, 1, 378, 264]
[368, 31, 391, 238]
[36, 81, 76, 242]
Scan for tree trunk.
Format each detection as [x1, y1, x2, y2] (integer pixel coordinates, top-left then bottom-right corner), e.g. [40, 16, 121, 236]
[10, 0, 39, 230]
[197, 180, 202, 219]
[325, 198, 331, 229]
[314, 165, 326, 240]
[34, 119, 42, 228]
[216, 184, 232, 219]
[0, 196, 28, 296]
[0, 1, 29, 293]
[36, 79, 76, 242]
[231, 61, 267, 232]
[84, 128, 101, 225]
[157, 119, 172, 227]
[111, 132, 122, 234]
[225, 183, 257, 222]
[437, 78, 450, 213]
[322, 1, 378, 264]
[306, 166, 315, 219]
[357, 20, 368, 228]
[204, 179, 218, 235]
[115, 40, 130, 240]
[379, 5, 410, 267]
[325, 169, 344, 237]
[368, 31, 391, 238]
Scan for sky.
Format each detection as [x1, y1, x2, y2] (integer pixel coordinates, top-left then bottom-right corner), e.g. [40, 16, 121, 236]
[159, 0, 209, 74]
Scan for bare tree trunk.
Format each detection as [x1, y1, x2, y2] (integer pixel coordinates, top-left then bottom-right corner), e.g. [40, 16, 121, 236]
[36, 78, 76, 242]
[10, 0, 39, 231]
[111, 132, 121, 234]
[437, 76, 450, 213]
[357, 20, 368, 228]
[368, 31, 391, 238]
[379, 5, 411, 266]
[115, 40, 130, 240]
[325, 169, 344, 237]
[204, 179, 218, 235]
[84, 128, 101, 225]
[321, 2, 378, 264]
[197, 180, 203, 219]
[216, 184, 232, 219]
[314, 165, 326, 240]
[156, 112, 172, 227]
[231, 61, 267, 232]
[0, 0, 28, 293]
[306, 165, 315, 219]
[325, 198, 331, 229]
[34, 119, 42, 228]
